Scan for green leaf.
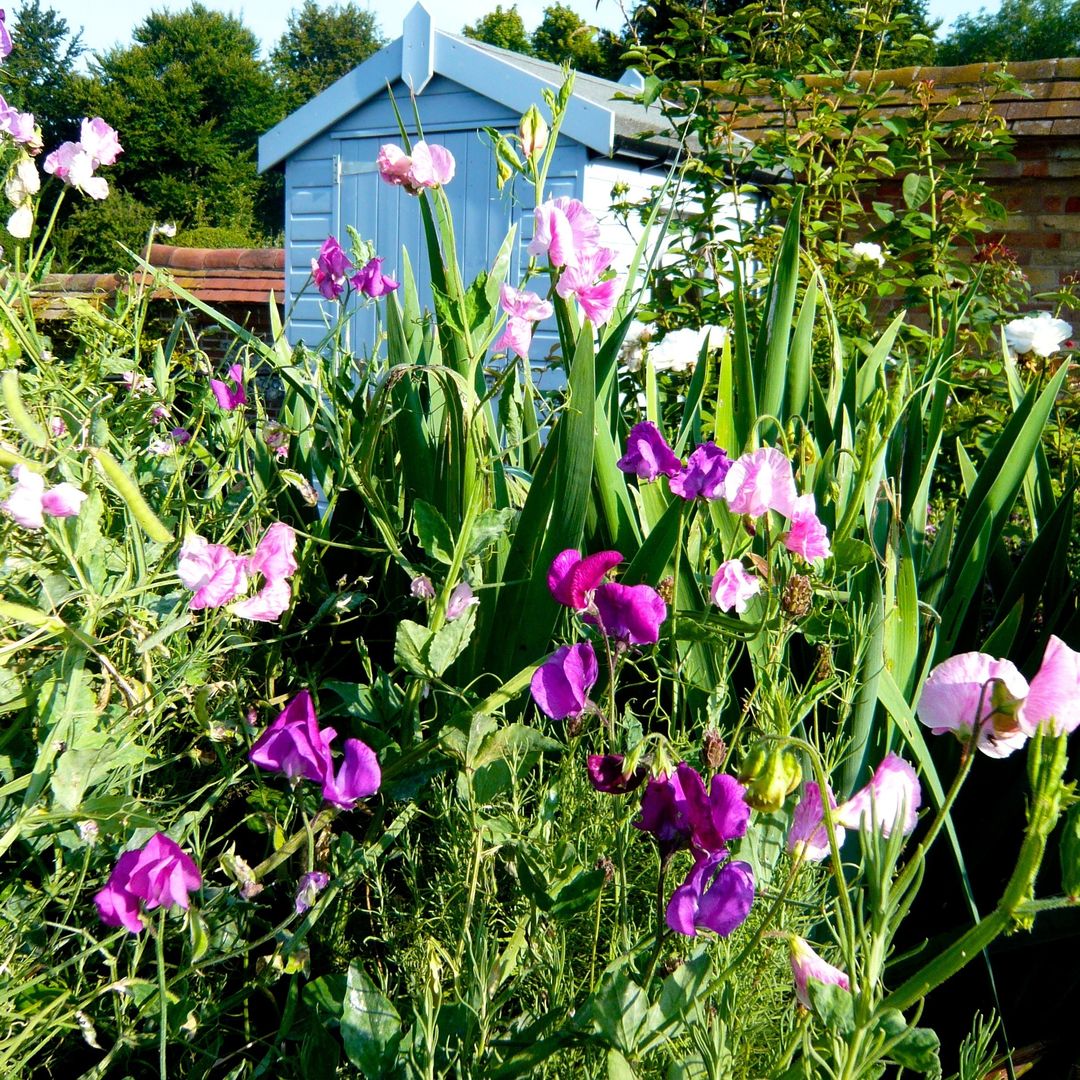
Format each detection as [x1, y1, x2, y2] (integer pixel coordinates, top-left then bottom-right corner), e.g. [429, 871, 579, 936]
[394, 620, 433, 677]
[549, 869, 605, 918]
[807, 980, 855, 1035]
[889, 1024, 941, 1072]
[902, 173, 932, 209]
[413, 499, 454, 564]
[341, 963, 401, 1076]
[585, 972, 649, 1055]
[607, 1049, 638, 1079]
[394, 611, 477, 679]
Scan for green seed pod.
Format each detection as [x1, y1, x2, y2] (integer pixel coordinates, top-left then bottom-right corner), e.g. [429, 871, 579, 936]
[2, 370, 47, 448]
[1060, 800, 1080, 900]
[738, 741, 803, 813]
[92, 447, 174, 544]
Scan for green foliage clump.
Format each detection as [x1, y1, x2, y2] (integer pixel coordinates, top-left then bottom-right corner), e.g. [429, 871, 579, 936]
[937, 0, 1080, 63]
[51, 189, 158, 271]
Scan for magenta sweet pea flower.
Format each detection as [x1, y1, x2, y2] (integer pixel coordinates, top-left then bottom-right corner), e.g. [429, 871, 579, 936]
[494, 283, 553, 360]
[2, 464, 45, 529]
[677, 765, 751, 855]
[666, 853, 754, 937]
[587, 581, 668, 645]
[669, 442, 732, 501]
[177, 534, 249, 610]
[710, 560, 761, 615]
[547, 548, 624, 610]
[40, 482, 87, 518]
[94, 833, 202, 934]
[1019, 635, 1080, 736]
[249, 690, 336, 782]
[784, 494, 832, 561]
[724, 447, 799, 518]
[79, 117, 123, 167]
[789, 935, 850, 1009]
[351, 256, 399, 298]
[322, 737, 382, 809]
[917, 652, 1029, 758]
[787, 781, 844, 863]
[555, 246, 621, 325]
[295, 871, 330, 914]
[311, 235, 352, 300]
[530, 642, 598, 720]
[835, 753, 921, 838]
[210, 363, 246, 410]
[587, 753, 647, 794]
[617, 421, 683, 481]
[527, 196, 601, 268]
[635, 769, 694, 857]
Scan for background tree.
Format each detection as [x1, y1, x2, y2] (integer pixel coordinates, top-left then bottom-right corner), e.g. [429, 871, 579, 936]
[271, 0, 385, 114]
[936, 0, 1080, 62]
[0, 0, 88, 152]
[463, 5, 534, 54]
[78, 2, 283, 243]
[531, 3, 623, 77]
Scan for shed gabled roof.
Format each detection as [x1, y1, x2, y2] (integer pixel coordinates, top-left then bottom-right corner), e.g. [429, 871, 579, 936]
[258, 1, 676, 171]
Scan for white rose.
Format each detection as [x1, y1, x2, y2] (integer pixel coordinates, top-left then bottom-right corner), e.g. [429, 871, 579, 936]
[1003, 312, 1072, 358]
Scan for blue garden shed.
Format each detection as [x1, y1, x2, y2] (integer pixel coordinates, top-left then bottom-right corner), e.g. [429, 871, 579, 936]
[258, 3, 744, 358]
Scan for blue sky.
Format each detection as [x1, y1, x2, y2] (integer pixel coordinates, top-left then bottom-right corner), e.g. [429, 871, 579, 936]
[38, 0, 994, 61]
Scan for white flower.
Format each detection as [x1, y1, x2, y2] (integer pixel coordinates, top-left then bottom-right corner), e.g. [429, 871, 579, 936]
[1003, 312, 1072, 358]
[851, 242, 885, 267]
[618, 320, 654, 373]
[155, 222, 177, 238]
[67, 150, 109, 200]
[5, 157, 39, 207]
[648, 325, 729, 374]
[6, 204, 32, 239]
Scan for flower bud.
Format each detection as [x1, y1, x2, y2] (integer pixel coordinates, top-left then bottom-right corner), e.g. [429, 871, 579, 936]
[496, 156, 513, 191]
[702, 728, 726, 769]
[738, 741, 802, 813]
[519, 105, 549, 160]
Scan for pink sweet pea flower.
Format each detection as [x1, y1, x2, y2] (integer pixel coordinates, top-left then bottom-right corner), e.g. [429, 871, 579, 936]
[408, 141, 455, 188]
[446, 581, 479, 621]
[917, 652, 1029, 758]
[249, 691, 336, 783]
[248, 522, 298, 583]
[710, 560, 761, 614]
[0, 95, 41, 152]
[311, 235, 353, 300]
[322, 737, 382, 809]
[94, 833, 202, 934]
[351, 256, 399, 298]
[835, 753, 921, 838]
[40, 482, 87, 518]
[787, 781, 844, 863]
[210, 363, 246, 410]
[229, 576, 292, 622]
[789, 935, 850, 1009]
[548, 548, 624, 610]
[669, 442, 732, 501]
[527, 197, 601, 268]
[295, 870, 330, 914]
[1019, 635, 1080, 736]
[784, 494, 832, 561]
[2, 464, 45, 529]
[43, 140, 109, 200]
[587, 581, 667, 645]
[494, 283, 553, 360]
[0, 10, 12, 58]
[555, 246, 621, 326]
[617, 421, 683, 481]
[530, 641, 598, 720]
[376, 144, 414, 186]
[723, 447, 799, 519]
[177, 534, 249, 610]
[79, 117, 123, 167]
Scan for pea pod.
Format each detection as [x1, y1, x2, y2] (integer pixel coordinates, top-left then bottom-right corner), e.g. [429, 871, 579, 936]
[1, 370, 47, 448]
[91, 447, 175, 544]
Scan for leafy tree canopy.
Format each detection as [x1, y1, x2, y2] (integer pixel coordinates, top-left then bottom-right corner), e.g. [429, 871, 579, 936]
[463, 4, 534, 54]
[271, 0, 385, 113]
[936, 0, 1080, 63]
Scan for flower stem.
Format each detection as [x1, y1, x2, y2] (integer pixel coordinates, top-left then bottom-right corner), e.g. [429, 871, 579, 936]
[156, 908, 168, 1080]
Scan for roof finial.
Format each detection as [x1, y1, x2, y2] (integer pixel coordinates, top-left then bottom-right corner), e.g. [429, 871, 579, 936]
[402, 3, 435, 95]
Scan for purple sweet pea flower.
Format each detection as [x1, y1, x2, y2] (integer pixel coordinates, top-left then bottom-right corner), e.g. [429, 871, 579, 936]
[530, 642, 598, 720]
[547, 548, 623, 610]
[587, 753, 647, 794]
[446, 581, 479, 621]
[351, 256, 399, 298]
[676, 765, 751, 856]
[0, 10, 12, 58]
[170, 426, 191, 445]
[587, 581, 668, 645]
[210, 363, 246, 410]
[94, 833, 202, 934]
[311, 235, 353, 300]
[322, 737, 382, 809]
[411, 574, 436, 599]
[295, 871, 330, 914]
[666, 854, 754, 937]
[249, 691, 336, 784]
[669, 442, 731, 500]
[617, 421, 683, 481]
[635, 769, 694, 857]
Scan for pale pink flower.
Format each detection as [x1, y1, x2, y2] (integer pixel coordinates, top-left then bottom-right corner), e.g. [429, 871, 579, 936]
[710, 559, 761, 614]
[789, 935, 850, 1009]
[784, 494, 831, 561]
[6, 204, 31, 238]
[446, 581, 478, 620]
[2, 464, 45, 529]
[1019, 635, 1080, 736]
[0, 94, 40, 151]
[407, 141, 455, 188]
[376, 143, 414, 187]
[40, 482, 87, 518]
[48, 416, 67, 437]
[44, 143, 108, 199]
[835, 753, 921, 837]
[79, 118, 123, 167]
[230, 577, 292, 622]
[527, 197, 601, 268]
[787, 781, 844, 862]
[248, 522, 298, 583]
[917, 652, 1029, 758]
[494, 283, 553, 359]
[724, 447, 799, 518]
[555, 247, 621, 326]
[177, 534, 249, 610]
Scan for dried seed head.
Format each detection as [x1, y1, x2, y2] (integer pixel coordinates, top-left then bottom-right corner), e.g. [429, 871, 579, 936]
[782, 574, 814, 619]
[702, 728, 726, 769]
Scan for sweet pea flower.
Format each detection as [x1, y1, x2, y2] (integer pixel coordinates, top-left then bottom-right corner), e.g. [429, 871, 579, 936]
[0, 96, 42, 152]
[527, 196, 601, 268]
[311, 234, 352, 300]
[1004, 312, 1072, 358]
[177, 534, 249, 610]
[351, 256, 399, 298]
[43, 125, 116, 200]
[6, 203, 31, 238]
[249, 690, 336, 783]
[210, 363, 246, 410]
[230, 577, 293, 622]
[79, 117, 123, 167]
[1019, 635, 1080, 736]
[784, 494, 832, 561]
[295, 871, 330, 914]
[588, 581, 667, 645]
[636, 763, 749, 858]
[635, 768, 694, 857]
[0, 10, 12, 59]
[787, 781, 845, 862]
[851, 241, 885, 267]
[587, 753, 647, 794]
[548, 548, 623, 610]
[40, 482, 87, 518]
[94, 833, 202, 934]
[724, 447, 799, 518]
[494, 283, 553, 360]
[376, 141, 454, 192]
[789, 935, 850, 1009]
[555, 246, 621, 326]
[376, 143, 413, 186]
[228, 523, 298, 623]
[710, 560, 761, 615]
[411, 574, 436, 600]
[6, 156, 39, 205]
[2, 464, 45, 529]
[647, 326, 726, 375]
[835, 753, 921, 838]
[530, 642, 598, 720]
[666, 853, 754, 937]
[322, 737, 382, 809]
[617, 421, 683, 481]
[170, 426, 191, 445]
[446, 581, 479, 621]
[669, 442, 732, 500]
[917, 651, 1030, 758]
